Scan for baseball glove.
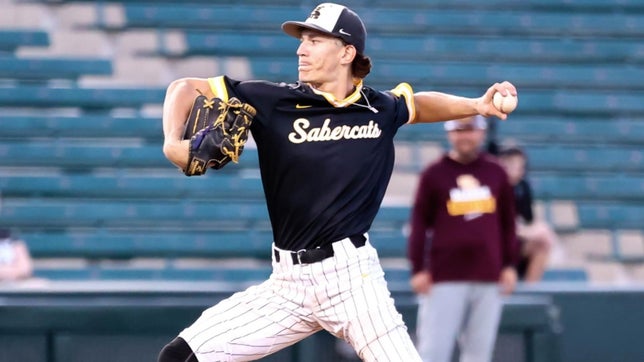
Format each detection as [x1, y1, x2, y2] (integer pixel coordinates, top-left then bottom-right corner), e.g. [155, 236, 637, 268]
[182, 94, 255, 176]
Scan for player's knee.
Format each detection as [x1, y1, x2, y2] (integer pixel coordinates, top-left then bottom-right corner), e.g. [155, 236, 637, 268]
[158, 337, 198, 362]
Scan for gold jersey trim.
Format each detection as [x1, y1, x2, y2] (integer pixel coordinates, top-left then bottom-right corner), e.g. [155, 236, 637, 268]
[208, 76, 229, 101]
[391, 82, 415, 123]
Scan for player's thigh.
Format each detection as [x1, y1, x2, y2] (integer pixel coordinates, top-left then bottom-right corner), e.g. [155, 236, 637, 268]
[179, 281, 319, 362]
[340, 277, 420, 361]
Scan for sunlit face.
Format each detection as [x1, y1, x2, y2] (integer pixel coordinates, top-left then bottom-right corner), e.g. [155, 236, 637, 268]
[499, 154, 526, 185]
[296, 30, 350, 86]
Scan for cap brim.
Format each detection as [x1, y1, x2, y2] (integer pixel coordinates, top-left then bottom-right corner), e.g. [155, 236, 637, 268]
[444, 118, 487, 131]
[282, 21, 336, 39]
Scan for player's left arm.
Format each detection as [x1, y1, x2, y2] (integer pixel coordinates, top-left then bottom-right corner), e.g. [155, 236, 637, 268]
[162, 77, 214, 169]
[410, 81, 517, 124]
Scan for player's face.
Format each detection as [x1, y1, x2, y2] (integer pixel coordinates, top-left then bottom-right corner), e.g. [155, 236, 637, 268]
[297, 31, 349, 86]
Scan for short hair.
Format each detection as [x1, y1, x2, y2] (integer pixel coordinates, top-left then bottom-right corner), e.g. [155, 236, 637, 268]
[498, 146, 526, 159]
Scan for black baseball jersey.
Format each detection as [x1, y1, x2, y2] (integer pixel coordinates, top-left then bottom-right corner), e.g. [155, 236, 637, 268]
[208, 76, 415, 250]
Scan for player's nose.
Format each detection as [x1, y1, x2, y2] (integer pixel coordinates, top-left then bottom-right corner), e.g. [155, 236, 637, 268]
[296, 42, 308, 57]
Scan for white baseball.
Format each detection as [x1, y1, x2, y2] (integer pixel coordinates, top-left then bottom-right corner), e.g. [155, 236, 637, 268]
[493, 92, 518, 113]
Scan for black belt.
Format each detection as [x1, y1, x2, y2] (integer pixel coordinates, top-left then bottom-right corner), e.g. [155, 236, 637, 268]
[274, 234, 367, 265]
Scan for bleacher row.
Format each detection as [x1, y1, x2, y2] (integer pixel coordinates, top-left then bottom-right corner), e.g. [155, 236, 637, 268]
[2, 0, 644, 282]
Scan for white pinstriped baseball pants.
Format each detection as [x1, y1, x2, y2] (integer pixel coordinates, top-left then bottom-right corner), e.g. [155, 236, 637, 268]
[179, 236, 421, 361]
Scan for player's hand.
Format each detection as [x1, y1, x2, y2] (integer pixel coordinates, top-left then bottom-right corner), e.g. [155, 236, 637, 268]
[477, 81, 517, 121]
[499, 266, 518, 295]
[410, 271, 433, 295]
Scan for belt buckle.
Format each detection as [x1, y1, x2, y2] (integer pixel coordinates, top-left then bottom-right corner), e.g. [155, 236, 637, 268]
[295, 249, 307, 264]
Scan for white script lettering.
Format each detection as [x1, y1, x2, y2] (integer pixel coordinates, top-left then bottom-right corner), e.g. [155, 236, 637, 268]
[288, 118, 382, 144]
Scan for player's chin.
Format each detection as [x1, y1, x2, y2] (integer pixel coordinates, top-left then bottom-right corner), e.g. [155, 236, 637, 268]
[298, 68, 317, 83]
[298, 72, 311, 83]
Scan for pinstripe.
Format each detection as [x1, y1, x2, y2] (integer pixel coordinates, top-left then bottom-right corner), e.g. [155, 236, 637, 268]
[180, 237, 420, 361]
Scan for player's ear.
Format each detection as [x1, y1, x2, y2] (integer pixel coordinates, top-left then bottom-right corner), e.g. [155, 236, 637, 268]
[341, 44, 357, 64]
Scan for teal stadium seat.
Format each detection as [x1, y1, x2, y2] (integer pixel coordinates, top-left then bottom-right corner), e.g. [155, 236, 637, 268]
[0, 140, 259, 170]
[0, 56, 112, 81]
[576, 202, 644, 230]
[0, 86, 165, 110]
[531, 173, 644, 201]
[33, 265, 273, 282]
[524, 145, 644, 172]
[0, 173, 265, 200]
[0, 198, 409, 234]
[21, 229, 273, 259]
[0, 199, 272, 228]
[0, 115, 162, 140]
[541, 268, 588, 282]
[497, 116, 644, 145]
[0, 30, 49, 52]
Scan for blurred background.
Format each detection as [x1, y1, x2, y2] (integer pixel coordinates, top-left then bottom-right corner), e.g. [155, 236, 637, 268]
[0, 0, 643, 361]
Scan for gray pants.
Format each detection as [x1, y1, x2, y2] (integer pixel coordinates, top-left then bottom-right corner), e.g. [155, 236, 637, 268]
[416, 283, 502, 362]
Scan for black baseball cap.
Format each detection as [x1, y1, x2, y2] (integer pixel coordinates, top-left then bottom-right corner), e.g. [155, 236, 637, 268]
[282, 3, 367, 55]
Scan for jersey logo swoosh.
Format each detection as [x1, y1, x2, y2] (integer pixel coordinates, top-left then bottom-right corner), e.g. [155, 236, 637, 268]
[296, 104, 312, 109]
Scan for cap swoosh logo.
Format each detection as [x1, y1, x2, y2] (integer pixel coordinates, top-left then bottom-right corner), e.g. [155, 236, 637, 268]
[338, 28, 351, 36]
[296, 104, 312, 109]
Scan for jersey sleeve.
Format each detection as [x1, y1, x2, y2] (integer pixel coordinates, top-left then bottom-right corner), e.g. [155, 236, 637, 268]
[207, 75, 280, 127]
[390, 82, 415, 126]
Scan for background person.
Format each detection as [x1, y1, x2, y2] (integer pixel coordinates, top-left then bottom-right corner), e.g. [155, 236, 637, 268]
[497, 146, 557, 282]
[407, 115, 520, 362]
[0, 229, 33, 281]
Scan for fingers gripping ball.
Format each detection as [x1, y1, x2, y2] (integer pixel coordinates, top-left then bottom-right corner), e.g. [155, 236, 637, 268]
[493, 91, 518, 114]
[183, 95, 256, 176]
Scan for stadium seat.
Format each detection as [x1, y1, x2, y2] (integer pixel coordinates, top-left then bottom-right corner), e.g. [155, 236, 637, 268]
[0, 85, 165, 110]
[496, 116, 644, 145]
[0, 56, 112, 81]
[0, 141, 167, 169]
[576, 202, 644, 230]
[541, 268, 588, 282]
[531, 173, 644, 201]
[577, 202, 644, 264]
[524, 145, 644, 172]
[0, 141, 259, 170]
[0, 199, 272, 228]
[0, 198, 409, 231]
[0, 30, 49, 52]
[0, 115, 162, 140]
[22, 229, 273, 259]
[33, 265, 273, 282]
[0, 173, 265, 200]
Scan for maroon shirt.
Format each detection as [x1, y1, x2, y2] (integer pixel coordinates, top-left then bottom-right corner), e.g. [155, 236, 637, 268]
[407, 153, 519, 283]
